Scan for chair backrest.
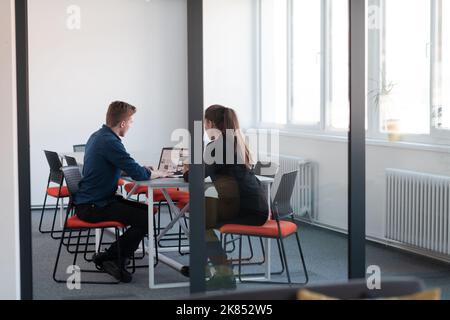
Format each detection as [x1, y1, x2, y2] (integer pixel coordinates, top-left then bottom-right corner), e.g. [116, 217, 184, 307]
[44, 150, 64, 184]
[65, 155, 78, 167]
[272, 171, 298, 217]
[61, 166, 82, 196]
[254, 161, 279, 178]
[73, 144, 86, 153]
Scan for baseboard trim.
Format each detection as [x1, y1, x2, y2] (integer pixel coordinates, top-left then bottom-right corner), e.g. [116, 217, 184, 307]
[295, 216, 450, 265]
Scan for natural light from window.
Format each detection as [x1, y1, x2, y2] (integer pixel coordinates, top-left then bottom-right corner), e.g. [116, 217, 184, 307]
[292, 0, 321, 125]
[329, 0, 349, 130]
[381, 0, 430, 135]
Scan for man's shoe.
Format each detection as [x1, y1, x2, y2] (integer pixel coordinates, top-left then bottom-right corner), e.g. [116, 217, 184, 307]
[206, 274, 236, 291]
[181, 266, 190, 278]
[93, 251, 130, 270]
[92, 251, 114, 270]
[179, 266, 213, 279]
[102, 260, 133, 283]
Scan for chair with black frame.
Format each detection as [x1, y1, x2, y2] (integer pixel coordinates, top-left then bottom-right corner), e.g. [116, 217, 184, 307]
[220, 161, 281, 271]
[72, 144, 86, 153]
[64, 155, 79, 167]
[219, 170, 309, 285]
[53, 166, 127, 284]
[39, 150, 70, 239]
[253, 161, 279, 178]
[64, 156, 150, 264]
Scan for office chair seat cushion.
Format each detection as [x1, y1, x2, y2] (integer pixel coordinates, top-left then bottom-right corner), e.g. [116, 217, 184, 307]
[124, 183, 147, 195]
[47, 186, 70, 198]
[219, 220, 298, 238]
[176, 195, 190, 210]
[154, 189, 189, 202]
[65, 215, 126, 229]
[125, 183, 188, 202]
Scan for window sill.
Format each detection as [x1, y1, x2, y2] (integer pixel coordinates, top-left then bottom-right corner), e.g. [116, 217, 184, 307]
[250, 126, 450, 154]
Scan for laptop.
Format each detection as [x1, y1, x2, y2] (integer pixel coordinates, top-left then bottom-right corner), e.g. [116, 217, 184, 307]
[157, 147, 189, 178]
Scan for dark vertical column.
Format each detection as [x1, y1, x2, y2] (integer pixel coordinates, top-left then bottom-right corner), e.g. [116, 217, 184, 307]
[348, 0, 366, 279]
[187, 0, 206, 293]
[15, 0, 33, 299]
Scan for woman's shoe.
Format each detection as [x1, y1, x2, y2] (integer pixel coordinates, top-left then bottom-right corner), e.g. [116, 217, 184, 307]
[206, 274, 236, 291]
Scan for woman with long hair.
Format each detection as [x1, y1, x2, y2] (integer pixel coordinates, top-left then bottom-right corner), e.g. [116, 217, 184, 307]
[183, 105, 269, 289]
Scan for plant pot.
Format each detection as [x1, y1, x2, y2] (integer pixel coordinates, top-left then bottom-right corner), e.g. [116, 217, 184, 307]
[386, 119, 401, 142]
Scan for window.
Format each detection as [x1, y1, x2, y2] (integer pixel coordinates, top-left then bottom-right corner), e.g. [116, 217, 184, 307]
[259, 0, 450, 145]
[260, 0, 287, 125]
[291, 0, 322, 126]
[259, 0, 349, 131]
[380, 0, 431, 135]
[434, 0, 450, 130]
[328, 0, 350, 130]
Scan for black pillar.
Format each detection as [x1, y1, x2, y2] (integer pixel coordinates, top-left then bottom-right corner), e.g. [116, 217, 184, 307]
[187, 0, 206, 293]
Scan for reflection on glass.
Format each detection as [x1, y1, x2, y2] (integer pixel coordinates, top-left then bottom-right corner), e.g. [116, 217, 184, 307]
[329, 0, 349, 130]
[292, 0, 321, 125]
[380, 0, 430, 134]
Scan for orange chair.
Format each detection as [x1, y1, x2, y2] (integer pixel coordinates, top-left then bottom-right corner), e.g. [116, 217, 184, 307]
[219, 171, 309, 285]
[39, 151, 71, 239]
[53, 166, 159, 284]
[124, 182, 189, 241]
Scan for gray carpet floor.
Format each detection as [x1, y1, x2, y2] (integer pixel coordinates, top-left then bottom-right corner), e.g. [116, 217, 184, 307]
[31, 208, 450, 300]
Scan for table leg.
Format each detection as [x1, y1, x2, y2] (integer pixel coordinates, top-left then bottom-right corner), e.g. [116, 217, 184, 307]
[60, 197, 64, 228]
[158, 189, 190, 240]
[147, 187, 155, 289]
[126, 184, 139, 200]
[265, 183, 272, 280]
[95, 229, 101, 253]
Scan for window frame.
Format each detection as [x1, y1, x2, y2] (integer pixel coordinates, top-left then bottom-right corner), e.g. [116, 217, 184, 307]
[257, 0, 450, 146]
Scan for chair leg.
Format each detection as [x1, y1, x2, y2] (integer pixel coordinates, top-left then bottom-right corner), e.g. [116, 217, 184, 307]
[115, 229, 123, 279]
[275, 237, 286, 274]
[83, 229, 92, 262]
[153, 219, 159, 267]
[49, 195, 59, 237]
[50, 194, 62, 239]
[246, 236, 254, 261]
[73, 230, 83, 267]
[52, 226, 67, 283]
[294, 231, 309, 284]
[238, 236, 243, 283]
[278, 238, 292, 285]
[38, 186, 49, 233]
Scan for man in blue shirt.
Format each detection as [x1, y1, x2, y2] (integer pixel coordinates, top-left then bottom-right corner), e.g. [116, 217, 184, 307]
[74, 101, 166, 282]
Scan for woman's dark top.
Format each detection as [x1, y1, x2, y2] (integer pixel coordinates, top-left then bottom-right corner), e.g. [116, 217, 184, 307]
[184, 135, 269, 226]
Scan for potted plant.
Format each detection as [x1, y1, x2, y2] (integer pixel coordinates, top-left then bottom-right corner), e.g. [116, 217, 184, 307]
[369, 78, 400, 141]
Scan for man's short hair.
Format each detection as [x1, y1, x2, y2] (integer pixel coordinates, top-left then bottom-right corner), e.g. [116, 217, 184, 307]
[106, 101, 137, 127]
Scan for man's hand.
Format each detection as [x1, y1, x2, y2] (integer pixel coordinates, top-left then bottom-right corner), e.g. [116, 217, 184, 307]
[150, 169, 169, 180]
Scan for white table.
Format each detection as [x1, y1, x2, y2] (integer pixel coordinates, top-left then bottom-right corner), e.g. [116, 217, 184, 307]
[123, 175, 274, 289]
[58, 150, 274, 288]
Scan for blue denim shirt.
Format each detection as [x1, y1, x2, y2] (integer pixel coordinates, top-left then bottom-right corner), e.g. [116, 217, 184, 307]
[73, 125, 151, 207]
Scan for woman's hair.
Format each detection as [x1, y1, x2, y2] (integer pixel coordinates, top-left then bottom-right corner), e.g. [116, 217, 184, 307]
[204, 105, 253, 169]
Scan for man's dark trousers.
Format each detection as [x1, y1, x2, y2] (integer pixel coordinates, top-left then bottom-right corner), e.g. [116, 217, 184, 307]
[76, 196, 148, 261]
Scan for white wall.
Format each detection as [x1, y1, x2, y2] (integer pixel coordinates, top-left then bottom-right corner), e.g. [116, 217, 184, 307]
[28, 0, 188, 206]
[0, 0, 21, 300]
[203, 0, 256, 128]
[202, 0, 450, 244]
[279, 134, 450, 240]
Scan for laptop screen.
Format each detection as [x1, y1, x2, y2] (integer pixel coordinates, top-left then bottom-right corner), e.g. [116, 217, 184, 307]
[158, 148, 189, 174]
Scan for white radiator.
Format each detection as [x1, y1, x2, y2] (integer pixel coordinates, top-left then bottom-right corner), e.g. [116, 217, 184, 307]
[271, 155, 314, 218]
[386, 169, 450, 255]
